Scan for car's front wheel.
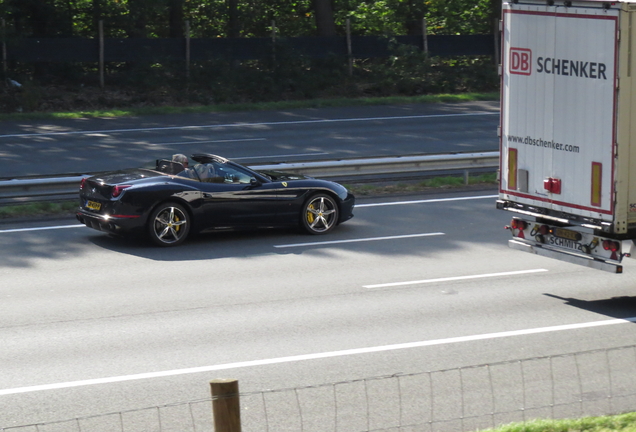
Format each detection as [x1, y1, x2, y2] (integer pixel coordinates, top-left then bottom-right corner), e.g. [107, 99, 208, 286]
[301, 193, 339, 235]
[148, 202, 190, 246]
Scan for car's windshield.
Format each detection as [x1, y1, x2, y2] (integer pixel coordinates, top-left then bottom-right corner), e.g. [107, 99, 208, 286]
[172, 161, 254, 184]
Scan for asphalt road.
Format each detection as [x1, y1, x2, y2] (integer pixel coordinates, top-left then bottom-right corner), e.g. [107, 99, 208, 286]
[0, 101, 500, 178]
[2, 189, 636, 430]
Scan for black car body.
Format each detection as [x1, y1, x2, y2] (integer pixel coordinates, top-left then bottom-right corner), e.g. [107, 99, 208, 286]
[77, 154, 355, 246]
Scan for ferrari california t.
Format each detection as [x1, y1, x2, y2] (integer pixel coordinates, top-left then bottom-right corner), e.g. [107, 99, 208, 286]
[77, 153, 355, 246]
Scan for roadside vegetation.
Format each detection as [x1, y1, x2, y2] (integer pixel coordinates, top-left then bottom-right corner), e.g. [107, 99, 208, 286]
[0, 201, 78, 219]
[0, 1, 499, 114]
[344, 172, 497, 196]
[0, 91, 498, 121]
[486, 413, 636, 432]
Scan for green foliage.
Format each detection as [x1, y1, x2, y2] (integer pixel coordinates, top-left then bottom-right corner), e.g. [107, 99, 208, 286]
[0, 200, 77, 219]
[0, 1, 499, 113]
[484, 413, 636, 432]
[0, 0, 496, 38]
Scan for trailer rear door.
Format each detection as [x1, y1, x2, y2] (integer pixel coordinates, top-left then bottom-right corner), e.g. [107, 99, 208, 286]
[500, 2, 618, 221]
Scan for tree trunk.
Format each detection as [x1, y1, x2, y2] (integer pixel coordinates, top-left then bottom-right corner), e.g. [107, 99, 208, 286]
[168, 0, 185, 38]
[227, 0, 240, 38]
[403, 0, 427, 36]
[26, 0, 55, 37]
[92, 0, 102, 36]
[313, 0, 336, 36]
[128, 0, 148, 38]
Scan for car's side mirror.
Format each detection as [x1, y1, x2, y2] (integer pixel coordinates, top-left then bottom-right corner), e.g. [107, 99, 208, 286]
[250, 177, 261, 187]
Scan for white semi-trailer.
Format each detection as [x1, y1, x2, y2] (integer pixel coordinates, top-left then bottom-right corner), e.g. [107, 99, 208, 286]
[497, 0, 636, 273]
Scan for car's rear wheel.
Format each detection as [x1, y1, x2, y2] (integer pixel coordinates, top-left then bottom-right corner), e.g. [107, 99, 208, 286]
[148, 202, 190, 246]
[301, 193, 339, 235]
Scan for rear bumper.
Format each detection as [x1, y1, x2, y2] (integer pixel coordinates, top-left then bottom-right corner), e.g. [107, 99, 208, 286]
[509, 239, 623, 273]
[76, 210, 143, 236]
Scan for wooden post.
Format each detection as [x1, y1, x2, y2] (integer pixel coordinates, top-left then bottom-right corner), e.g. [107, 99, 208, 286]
[346, 18, 353, 76]
[422, 18, 429, 54]
[210, 379, 241, 432]
[99, 20, 104, 89]
[185, 20, 190, 80]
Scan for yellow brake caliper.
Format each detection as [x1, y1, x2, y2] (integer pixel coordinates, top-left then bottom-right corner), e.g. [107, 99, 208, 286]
[307, 204, 315, 223]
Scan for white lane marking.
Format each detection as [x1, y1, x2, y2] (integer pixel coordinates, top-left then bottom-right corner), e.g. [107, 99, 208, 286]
[151, 138, 266, 146]
[356, 195, 498, 207]
[0, 225, 83, 234]
[363, 269, 549, 289]
[274, 232, 444, 248]
[0, 112, 499, 138]
[1, 316, 634, 396]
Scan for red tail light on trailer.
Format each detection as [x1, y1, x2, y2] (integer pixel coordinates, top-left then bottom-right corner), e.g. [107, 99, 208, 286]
[510, 218, 527, 230]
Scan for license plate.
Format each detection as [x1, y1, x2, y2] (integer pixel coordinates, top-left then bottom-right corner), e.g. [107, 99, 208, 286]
[86, 200, 101, 211]
[553, 227, 582, 241]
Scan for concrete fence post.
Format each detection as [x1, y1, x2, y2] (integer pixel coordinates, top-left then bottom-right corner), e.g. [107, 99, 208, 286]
[2, 19, 6, 82]
[210, 379, 242, 432]
[422, 18, 429, 54]
[271, 20, 276, 63]
[185, 20, 191, 80]
[346, 18, 353, 76]
[98, 20, 104, 89]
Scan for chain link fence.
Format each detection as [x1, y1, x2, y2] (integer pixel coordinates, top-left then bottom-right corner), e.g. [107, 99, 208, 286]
[4, 344, 636, 432]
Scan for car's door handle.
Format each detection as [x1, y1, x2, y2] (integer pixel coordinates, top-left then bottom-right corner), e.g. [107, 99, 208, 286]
[203, 193, 213, 198]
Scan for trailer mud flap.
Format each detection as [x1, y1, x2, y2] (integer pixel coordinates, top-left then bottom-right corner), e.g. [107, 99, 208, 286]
[509, 239, 623, 273]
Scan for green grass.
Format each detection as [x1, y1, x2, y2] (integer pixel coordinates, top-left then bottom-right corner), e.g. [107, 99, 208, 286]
[486, 413, 636, 432]
[0, 201, 78, 219]
[344, 172, 497, 196]
[0, 92, 499, 121]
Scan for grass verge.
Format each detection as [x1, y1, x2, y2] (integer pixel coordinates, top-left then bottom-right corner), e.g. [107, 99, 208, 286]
[343, 172, 497, 196]
[0, 92, 499, 121]
[486, 413, 636, 432]
[0, 201, 78, 219]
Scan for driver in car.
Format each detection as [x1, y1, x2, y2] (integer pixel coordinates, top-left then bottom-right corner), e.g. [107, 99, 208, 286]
[172, 154, 196, 179]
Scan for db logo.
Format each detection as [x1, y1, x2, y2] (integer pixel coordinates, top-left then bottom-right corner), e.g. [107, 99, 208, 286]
[510, 48, 532, 75]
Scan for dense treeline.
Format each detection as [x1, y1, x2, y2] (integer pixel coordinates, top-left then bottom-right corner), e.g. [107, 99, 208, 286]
[0, 0, 500, 38]
[0, 0, 501, 113]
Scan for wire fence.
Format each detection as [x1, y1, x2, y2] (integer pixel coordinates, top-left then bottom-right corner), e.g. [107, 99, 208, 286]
[4, 344, 636, 432]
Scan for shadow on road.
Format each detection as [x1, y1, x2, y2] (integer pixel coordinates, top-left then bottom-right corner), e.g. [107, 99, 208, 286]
[544, 293, 636, 320]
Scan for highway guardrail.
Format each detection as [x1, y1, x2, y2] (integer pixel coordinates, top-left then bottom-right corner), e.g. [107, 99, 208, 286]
[0, 152, 499, 204]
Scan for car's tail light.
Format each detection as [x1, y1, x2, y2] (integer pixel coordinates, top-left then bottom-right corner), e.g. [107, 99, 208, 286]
[112, 185, 131, 198]
[80, 178, 86, 190]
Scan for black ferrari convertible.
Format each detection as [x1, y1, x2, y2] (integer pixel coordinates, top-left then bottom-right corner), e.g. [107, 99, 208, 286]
[77, 154, 355, 246]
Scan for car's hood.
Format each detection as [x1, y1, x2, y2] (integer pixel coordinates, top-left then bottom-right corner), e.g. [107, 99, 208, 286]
[90, 168, 163, 185]
[256, 170, 312, 181]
